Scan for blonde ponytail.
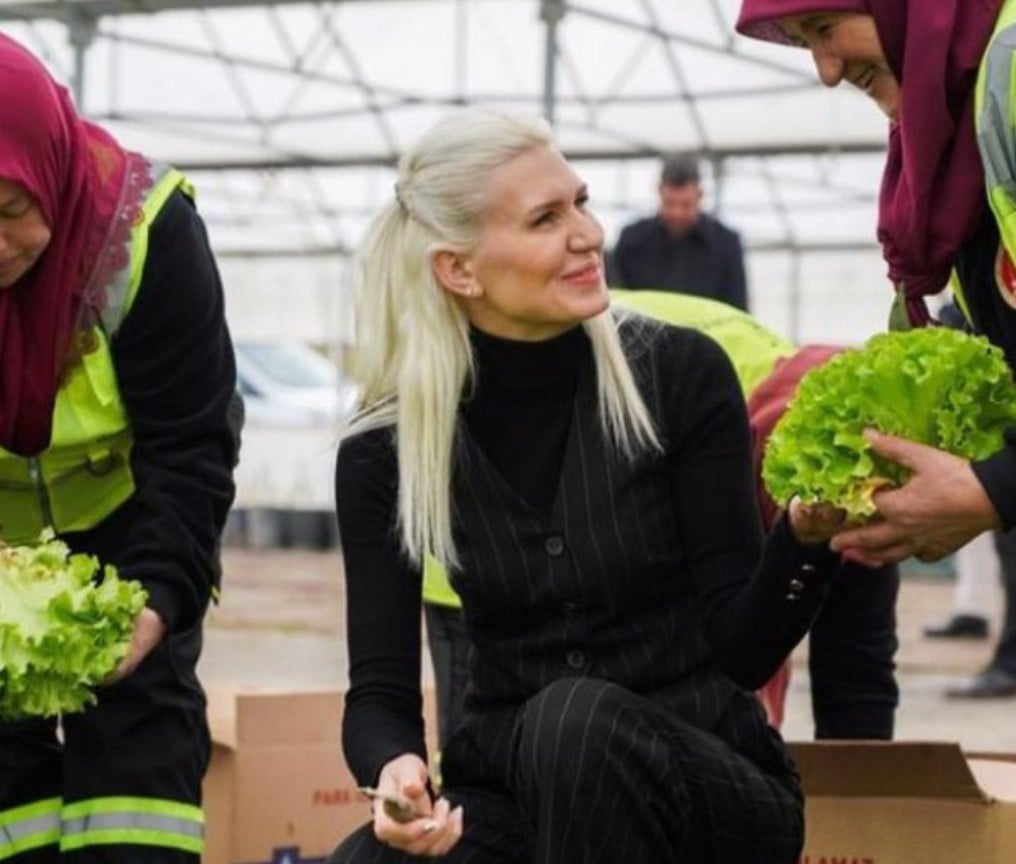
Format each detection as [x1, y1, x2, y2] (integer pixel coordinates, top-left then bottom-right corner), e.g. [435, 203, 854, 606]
[343, 110, 659, 570]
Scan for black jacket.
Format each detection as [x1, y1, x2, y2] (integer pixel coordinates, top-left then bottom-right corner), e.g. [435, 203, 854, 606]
[608, 213, 749, 311]
[66, 190, 239, 632]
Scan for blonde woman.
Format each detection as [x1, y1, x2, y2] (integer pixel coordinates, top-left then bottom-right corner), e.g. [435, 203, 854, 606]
[331, 110, 841, 863]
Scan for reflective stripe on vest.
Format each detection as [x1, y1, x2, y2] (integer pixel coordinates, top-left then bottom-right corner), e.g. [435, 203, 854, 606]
[59, 796, 203, 854]
[0, 164, 193, 544]
[0, 798, 61, 860]
[963, 0, 1016, 320]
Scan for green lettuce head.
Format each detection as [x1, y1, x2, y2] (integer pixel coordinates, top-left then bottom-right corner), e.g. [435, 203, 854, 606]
[0, 538, 147, 719]
[762, 328, 1016, 519]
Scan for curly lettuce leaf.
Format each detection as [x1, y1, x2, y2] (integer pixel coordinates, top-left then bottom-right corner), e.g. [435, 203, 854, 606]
[0, 539, 146, 719]
[762, 328, 1016, 519]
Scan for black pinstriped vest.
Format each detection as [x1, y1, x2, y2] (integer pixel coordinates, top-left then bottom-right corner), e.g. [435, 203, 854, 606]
[448, 318, 742, 736]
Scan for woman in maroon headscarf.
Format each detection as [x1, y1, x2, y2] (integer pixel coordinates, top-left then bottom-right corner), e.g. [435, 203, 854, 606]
[0, 33, 239, 863]
[736, 0, 1016, 685]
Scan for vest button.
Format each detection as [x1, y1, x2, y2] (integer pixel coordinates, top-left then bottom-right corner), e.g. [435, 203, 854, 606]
[545, 535, 565, 556]
[785, 577, 806, 601]
[566, 649, 586, 670]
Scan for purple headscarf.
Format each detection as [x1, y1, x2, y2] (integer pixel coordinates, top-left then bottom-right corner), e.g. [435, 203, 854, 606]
[737, 0, 867, 44]
[737, 0, 1003, 325]
[0, 34, 152, 456]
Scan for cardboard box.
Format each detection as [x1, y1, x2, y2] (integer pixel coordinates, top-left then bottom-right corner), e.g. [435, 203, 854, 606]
[790, 742, 1016, 864]
[202, 688, 438, 864]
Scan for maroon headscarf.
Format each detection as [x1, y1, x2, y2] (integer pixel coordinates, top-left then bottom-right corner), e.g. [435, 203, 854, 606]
[737, 0, 1003, 326]
[0, 33, 151, 456]
[737, 0, 868, 44]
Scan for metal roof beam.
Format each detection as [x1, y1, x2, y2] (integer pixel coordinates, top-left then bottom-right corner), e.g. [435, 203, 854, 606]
[0, 0, 421, 24]
[174, 141, 885, 171]
[567, 2, 817, 83]
[210, 237, 879, 259]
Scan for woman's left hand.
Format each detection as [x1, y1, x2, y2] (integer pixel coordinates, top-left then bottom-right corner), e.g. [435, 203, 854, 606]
[788, 497, 848, 546]
[830, 430, 1001, 566]
[105, 607, 167, 684]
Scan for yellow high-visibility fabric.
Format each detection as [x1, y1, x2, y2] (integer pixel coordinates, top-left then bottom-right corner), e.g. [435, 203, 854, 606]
[956, 0, 1016, 320]
[0, 167, 191, 544]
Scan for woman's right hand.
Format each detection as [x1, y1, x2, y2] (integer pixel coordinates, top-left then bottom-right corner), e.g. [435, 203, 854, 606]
[372, 753, 464, 857]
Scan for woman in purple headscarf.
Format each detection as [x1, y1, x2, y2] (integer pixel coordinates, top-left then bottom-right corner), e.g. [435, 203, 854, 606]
[0, 33, 240, 862]
[737, 9, 1009, 555]
[737, 0, 1016, 698]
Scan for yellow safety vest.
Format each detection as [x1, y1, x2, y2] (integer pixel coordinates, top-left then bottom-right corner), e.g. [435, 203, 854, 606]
[422, 289, 797, 608]
[953, 0, 1016, 320]
[0, 165, 193, 545]
[610, 290, 796, 396]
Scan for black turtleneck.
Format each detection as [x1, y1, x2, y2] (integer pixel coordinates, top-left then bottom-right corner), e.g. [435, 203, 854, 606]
[463, 325, 585, 514]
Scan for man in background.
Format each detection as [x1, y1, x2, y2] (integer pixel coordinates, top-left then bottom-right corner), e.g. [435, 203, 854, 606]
[608, 154, 749, 311]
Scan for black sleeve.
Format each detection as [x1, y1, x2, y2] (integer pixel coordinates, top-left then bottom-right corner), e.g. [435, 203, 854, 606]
[336, 427, 428, 786]
[663, 329, 839, 688]
[972, 426, 1016, 529]
[79, 189, 238, 632]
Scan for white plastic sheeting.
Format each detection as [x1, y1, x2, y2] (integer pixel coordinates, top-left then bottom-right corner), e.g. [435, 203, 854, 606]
[0, 0, 900, 343]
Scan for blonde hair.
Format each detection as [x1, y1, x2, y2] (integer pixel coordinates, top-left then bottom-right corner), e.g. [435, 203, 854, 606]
[344, 109, 659, 570]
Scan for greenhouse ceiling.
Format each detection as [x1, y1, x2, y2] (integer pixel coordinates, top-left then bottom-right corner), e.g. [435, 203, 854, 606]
[0, 0, 889, 259]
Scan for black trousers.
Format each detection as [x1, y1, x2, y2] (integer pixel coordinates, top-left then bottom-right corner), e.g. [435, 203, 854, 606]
[808, 561, 899, 739]
[0, 621, 209, 863]
[329, 678, 803, 864]
[992, 528, 1016, 674]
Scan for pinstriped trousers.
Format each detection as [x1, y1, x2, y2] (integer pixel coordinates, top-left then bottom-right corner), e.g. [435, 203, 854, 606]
[330, 678, 803, 864]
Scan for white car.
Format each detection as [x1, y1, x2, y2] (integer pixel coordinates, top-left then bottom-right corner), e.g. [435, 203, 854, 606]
[230, 341, 359, 531]
[234, 340, 358, 428]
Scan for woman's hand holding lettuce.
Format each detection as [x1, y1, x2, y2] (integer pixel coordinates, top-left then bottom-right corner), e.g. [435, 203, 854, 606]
[0, 538, 146, 719]
[830, 428, 1002, 565]
[763, 329, 1016, 560]
[105, 606, 166, 684]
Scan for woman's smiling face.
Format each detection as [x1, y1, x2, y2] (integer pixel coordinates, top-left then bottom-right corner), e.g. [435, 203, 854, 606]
[455, 145, 608, 342]
[781, 12, 901, 122]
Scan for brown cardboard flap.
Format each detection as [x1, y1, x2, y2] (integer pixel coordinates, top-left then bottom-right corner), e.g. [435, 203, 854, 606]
[789, 741, 989, 802]
[206, 686, 344, 749]
[234, 690, 343, 746]
[202, 685, 441, 864]
[966, 751, 1016, 764]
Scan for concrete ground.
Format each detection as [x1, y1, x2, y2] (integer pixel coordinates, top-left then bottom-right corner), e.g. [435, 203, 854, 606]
[201, 548, 1016, 753]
